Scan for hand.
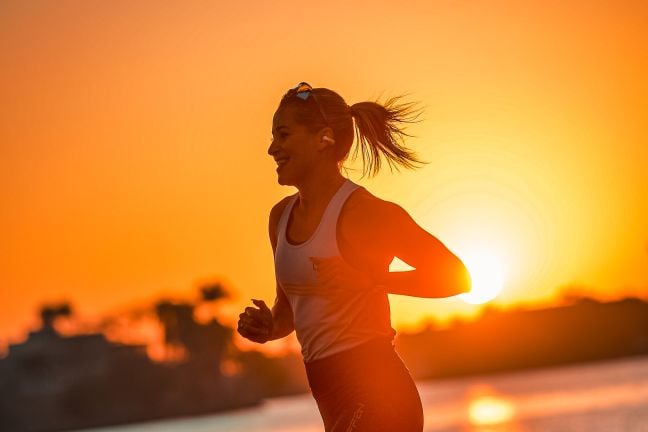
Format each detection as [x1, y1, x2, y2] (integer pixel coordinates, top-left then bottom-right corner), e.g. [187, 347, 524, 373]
[237, 299, 273, 344]
[309, 256, 374, 297]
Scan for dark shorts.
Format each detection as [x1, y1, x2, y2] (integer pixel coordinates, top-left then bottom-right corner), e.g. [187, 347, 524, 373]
[304, 337, 424, 432]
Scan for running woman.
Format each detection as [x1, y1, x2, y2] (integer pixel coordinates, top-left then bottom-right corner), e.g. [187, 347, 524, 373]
[238, 82, 471, 432]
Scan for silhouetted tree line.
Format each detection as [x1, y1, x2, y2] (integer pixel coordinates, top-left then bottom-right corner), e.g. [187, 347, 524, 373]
[394, 297, 648, 380]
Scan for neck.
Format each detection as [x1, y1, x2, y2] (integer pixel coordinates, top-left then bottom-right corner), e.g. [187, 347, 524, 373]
[294, 168, 346, 212]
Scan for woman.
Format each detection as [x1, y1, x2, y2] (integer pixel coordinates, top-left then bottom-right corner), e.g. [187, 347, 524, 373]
[237, 82, 471, 431]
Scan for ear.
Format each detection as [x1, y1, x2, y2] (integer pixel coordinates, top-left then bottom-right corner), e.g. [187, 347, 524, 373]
[317, 127, 336, 150]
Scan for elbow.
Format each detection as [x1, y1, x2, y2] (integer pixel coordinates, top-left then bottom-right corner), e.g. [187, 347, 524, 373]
[440, 256, 472, 297]
[456, 260, 472, 295]
[415, 253, 472, 298]
[420, 258, 471, 298]
[272, 308, 295, 339]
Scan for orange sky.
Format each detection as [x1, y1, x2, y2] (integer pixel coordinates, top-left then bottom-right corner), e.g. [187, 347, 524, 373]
[1, 1, 647, 349]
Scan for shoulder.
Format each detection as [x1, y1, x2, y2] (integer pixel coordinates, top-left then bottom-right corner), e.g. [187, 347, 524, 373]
[269, 194, 296, 247]
[270, 194, 295, 224]
[339, 186, 414, 261]
[341, 186, 409, 240]
[344, 186, 407, 222]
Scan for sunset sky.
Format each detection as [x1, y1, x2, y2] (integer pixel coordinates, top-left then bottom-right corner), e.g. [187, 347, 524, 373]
[1, 1, 647, 350]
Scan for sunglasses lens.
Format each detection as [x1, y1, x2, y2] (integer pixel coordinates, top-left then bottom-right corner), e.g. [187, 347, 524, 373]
[291, 82, 312, 94]
[291, 82, 312, 100]
[294, 82, 312, 91]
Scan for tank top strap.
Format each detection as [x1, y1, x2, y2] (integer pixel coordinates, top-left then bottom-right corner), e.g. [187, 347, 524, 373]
[276, 193, 299, 247]
[314, 179, 360, 251]
[275, 179, 359, 253]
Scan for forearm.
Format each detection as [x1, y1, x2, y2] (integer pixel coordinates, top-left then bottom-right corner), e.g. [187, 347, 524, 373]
[372, 266, 471, 299]
[268, 306, 294, 341]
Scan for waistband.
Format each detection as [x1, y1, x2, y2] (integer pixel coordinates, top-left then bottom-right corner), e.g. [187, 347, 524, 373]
[304, 336, 395, 369]
[304, 336, 402, 397]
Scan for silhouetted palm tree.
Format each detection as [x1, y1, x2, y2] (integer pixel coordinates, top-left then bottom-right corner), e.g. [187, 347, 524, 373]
[199, 282, 228, 302]
[39, 302, 72, 330]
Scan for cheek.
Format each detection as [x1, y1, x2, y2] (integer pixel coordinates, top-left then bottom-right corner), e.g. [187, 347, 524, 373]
[288, 134, 308, 147]
[285, 139, 310, 158]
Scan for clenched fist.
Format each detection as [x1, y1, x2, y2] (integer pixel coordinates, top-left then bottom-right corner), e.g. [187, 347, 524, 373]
[237, 299, 273, 344]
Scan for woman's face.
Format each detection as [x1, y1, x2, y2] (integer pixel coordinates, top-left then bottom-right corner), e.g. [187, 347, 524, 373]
[268, 106, 322, 186]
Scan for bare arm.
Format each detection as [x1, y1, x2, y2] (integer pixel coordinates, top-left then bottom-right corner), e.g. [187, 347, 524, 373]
[267, 200, 295, 339]
[237, 198, 294, 343]
[267, 281, 294, 340]
[344, 197, 471, 299]
[372, 265, 471, 298]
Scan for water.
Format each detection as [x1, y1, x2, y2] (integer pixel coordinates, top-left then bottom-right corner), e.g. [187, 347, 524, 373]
[76, 355, 648, 432]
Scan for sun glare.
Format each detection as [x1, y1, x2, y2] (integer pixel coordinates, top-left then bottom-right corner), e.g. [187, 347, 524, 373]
[468, 395, 516, 426]
[458, 251, 505, 305]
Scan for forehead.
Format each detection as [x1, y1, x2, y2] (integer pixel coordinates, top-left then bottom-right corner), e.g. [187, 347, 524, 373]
[272, 106, 301, 129]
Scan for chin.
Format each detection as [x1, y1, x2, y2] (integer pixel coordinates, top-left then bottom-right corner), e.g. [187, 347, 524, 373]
[276, 167, 300, 187]
[276, 173, 295, 187]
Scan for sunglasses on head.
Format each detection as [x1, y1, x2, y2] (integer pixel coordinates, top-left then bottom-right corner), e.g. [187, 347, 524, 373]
[290, 82, 314, 100]
[288, 82, 329, 125]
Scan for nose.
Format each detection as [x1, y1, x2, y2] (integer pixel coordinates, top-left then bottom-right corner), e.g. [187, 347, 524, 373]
[267, 138, 278, 157]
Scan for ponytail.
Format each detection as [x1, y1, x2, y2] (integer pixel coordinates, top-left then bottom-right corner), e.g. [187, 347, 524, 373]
[348, 96, 428, 178]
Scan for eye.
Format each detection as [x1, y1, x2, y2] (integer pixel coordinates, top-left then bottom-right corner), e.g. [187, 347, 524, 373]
[270, 131, 289, 143]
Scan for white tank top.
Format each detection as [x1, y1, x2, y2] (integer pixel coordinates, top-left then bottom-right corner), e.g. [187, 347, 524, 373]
[274, 178, 396, 363]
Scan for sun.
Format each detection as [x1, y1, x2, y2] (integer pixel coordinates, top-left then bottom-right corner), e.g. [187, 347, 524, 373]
[458, 251, 505, 304]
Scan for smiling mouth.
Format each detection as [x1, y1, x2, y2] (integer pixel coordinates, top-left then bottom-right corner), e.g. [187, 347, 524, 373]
[276, 158, 290, 167]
